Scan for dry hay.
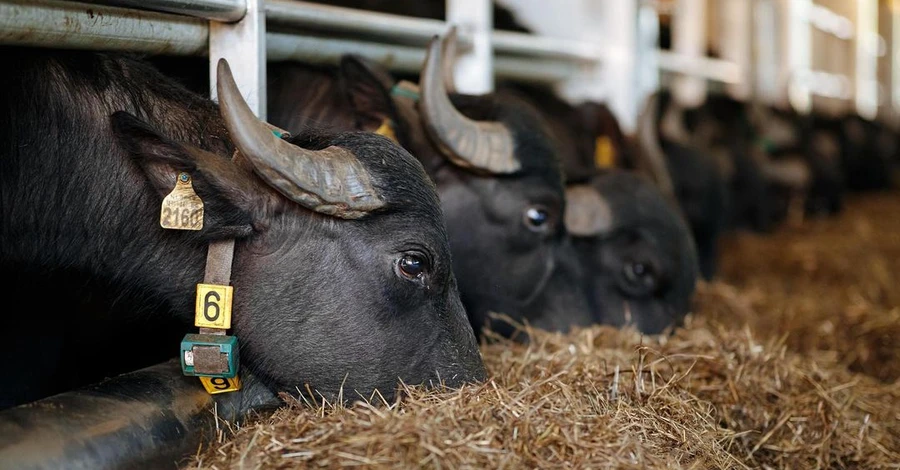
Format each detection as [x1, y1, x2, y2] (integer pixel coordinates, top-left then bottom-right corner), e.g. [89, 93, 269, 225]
[188, 193, 900, 470]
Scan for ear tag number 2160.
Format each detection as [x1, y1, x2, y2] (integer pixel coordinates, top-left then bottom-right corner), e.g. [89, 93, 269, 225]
[161, 172, 204, 230]
[195, 283, 233, 329]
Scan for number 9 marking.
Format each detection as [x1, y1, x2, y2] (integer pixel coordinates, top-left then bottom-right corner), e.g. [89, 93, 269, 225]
[199, 376, 241, 394]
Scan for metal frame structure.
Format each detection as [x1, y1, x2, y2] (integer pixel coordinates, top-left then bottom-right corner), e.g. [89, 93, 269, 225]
[0, 0, 749, 133]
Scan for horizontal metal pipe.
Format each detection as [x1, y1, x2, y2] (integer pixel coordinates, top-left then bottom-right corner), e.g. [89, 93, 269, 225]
[0, 1, 569, 84]
[657, 50, 742, 84]
[268, 32, 571, 83]
[267, 31, 426, 71]
[492, 30, 603, 62]
[267, 0, 602, 62]
[72, 0, 246, 23]
[266, 0, 452, 47]
[494, 55, 582, 83]
[0, 0, 208, 56]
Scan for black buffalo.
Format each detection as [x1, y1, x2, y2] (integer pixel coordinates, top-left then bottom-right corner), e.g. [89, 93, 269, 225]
[267, 33, 593, 337]
[639, 91, 729, 280]
[565, 172, 698, 333]
[0, 47, 485, 409]
[495, 84, 699, 334]
[838, 113, 898, 192]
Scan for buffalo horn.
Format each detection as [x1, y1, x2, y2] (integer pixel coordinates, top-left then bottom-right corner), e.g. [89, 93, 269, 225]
[420, 34, 520, 174]
[635, 92, 677, 201]
[442, 26, 458, 93]
[217, 59, 385, 219]
[564, 185, 613, 237]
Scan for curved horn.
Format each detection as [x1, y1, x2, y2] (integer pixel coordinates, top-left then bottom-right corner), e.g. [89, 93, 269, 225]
[216, 59, 385, 219]
[635, 92, 677, 201]
[442, 26, 458, 93]
[564, 185, 613, 237]
[419, 35, 520, 174]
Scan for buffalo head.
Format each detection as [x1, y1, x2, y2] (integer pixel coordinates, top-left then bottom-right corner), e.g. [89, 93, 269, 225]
[565, 171, 699, 334]
[108, 59, 485, 402]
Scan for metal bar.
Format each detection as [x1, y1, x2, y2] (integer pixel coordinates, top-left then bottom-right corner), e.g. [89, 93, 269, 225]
[855, 0, 879, 119]
[493, 56, 581, 83]
[268, 33, 573, 83]
[72, 0, 245, 23]
[210, 0, 266, 118]
[491, 30, 603, 62]
[266, 32, 427, 70]
[266, 1, 601, 62]
[266, 0, 450, 46]
[719, 0, 753, 99]
[0, 2, 572, 85]
[809, 3, 854, 40]
[671, 0, 708, 106]
[0, 0, 208, 56]
[447, 0, 493, 93]
[64, 0, 602, 65]
[799, 69, 852, 99]
[656, 50, 742, 85]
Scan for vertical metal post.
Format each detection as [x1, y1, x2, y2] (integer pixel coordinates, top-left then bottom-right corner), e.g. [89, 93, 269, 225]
[754, 0, 781, 105]
[446, 0, 493, 94]
[779, 0, 811, 113]
[671, 0, 707, 107]
[893, 0, 900, 122]
[856, 0, 879, 119]
[719, 0, 752, 99]
[557, 0, 641, 134]
[209, 0, 265, 118]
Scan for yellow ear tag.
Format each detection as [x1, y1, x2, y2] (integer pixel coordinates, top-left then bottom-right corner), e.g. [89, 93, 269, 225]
[161, 172, 203, 230]
[199, 376, 242, 394]
[374, 118, 398, 144]
[594, 136, 617, 169]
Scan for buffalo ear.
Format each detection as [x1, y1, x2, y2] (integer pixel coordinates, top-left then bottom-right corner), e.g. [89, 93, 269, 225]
[110, 111, 261, 239]
[339, 55, 399, 132]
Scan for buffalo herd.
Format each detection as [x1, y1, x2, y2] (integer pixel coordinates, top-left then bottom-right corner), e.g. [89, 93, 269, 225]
[1, 11, 898, 413]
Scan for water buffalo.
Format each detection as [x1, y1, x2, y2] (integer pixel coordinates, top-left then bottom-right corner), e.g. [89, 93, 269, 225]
[267, 33, 593, 338]
[565, 172, 698, 334]
[745, 103, 844, 219]
[492, 83, 698, 334]
[838, 113, 897, 192]
[640, 91, 729, 280]
[0, 47, 485, 409]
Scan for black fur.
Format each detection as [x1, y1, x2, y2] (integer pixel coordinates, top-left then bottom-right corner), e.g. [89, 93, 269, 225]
[0, 47, 485, 409]
[267, 55, 594, 338]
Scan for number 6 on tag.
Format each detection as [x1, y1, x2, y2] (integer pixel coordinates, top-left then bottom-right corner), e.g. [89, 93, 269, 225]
[195, 283, 233, 329]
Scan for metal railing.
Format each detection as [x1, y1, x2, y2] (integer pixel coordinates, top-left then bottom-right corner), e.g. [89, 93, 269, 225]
[0, 0, 745, 129]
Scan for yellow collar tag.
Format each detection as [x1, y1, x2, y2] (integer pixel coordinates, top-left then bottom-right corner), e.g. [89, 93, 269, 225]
[374, 118, 398, 144]
[594, 136, 617, 169]
[161, 172, 203, 230]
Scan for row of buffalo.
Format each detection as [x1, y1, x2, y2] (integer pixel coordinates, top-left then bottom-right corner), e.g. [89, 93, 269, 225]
[1, 26, 896, 412]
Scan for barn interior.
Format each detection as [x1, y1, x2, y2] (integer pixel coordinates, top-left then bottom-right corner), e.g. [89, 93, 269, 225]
[0, 0, 899, 469]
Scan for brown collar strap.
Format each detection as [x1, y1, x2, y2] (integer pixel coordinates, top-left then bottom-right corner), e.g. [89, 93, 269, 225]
[178, 127, 293, 394]
[198, 239, 235, 335]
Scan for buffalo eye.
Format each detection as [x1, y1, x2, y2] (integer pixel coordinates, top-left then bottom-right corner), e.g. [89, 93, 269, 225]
[396, 252, 429, 284]
[523, 206, 551, 232]
[621, 260, 658, 295]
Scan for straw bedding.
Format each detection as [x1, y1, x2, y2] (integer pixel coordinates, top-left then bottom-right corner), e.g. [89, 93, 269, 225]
[188, 193, 900, 469]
